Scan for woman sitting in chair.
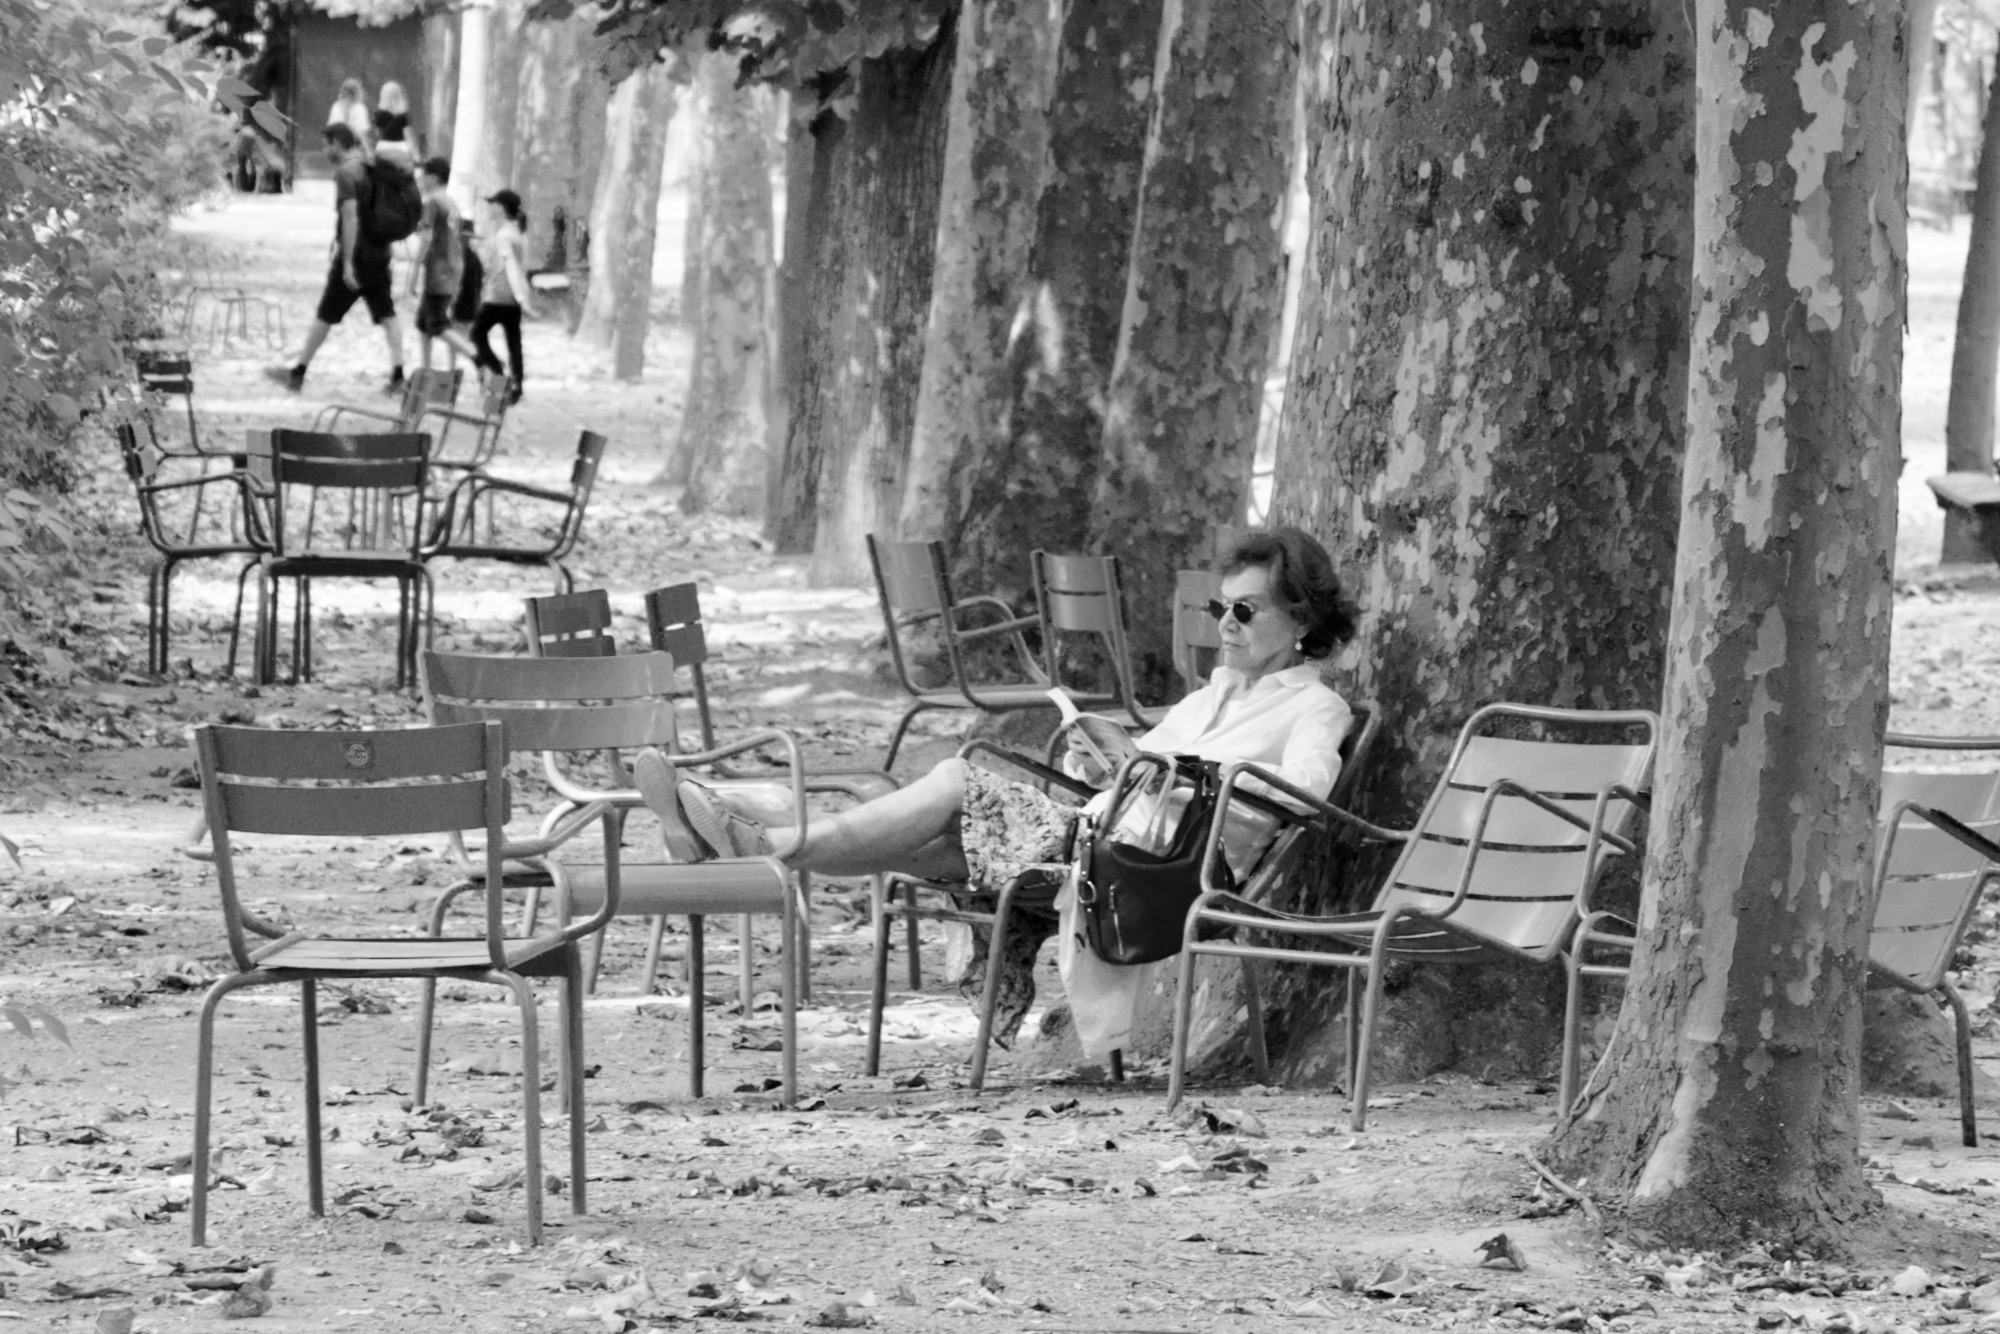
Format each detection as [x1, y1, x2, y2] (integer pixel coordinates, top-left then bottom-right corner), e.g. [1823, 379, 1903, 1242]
[635, 526, 1358, 1047]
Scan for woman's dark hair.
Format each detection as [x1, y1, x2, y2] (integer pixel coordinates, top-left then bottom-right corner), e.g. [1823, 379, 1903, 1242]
[1220, 526, 1359, 659]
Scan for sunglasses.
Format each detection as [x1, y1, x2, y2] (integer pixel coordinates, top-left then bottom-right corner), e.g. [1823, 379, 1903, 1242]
[1206, 598, 1261, 625]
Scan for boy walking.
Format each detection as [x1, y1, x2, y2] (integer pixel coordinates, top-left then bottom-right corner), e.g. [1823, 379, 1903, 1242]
[409, 157, 479, 372]
[267, 123, 406, 394]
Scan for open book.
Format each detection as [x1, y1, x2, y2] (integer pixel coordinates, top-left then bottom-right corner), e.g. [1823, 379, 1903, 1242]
[1047, 688, 1129, 773]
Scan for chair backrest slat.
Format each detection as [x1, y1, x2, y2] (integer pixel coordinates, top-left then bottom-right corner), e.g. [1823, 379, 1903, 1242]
[423, 648, 676, 702]
[220, 778, 495, 836]
[1879, 770, 2000, 821]
[1880, 821, 2000, 878]
[1873, 872, 1986, 930]
[1419, 786, 1613, 847]
[1034, 552, 1121, 634]
[645, 584, 711, 669]
[869, 536, 947, 615]
[430, 697, 680, 752]
[205, 721, 487, 780]
[1450, 735, 1654, 796]
[525, 588, 616, 657]
[1173, 570, 1223, 691]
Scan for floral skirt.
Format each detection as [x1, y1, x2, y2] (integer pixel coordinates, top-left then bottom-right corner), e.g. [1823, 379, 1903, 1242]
[951, 765, 1082, 1047]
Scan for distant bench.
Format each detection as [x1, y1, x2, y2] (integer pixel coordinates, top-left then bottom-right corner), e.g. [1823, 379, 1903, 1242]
[1928, 472, 2000, 559]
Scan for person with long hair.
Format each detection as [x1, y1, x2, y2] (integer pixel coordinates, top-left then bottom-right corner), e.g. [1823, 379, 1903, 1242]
[325, 77, 371, 144]
[373, 80, 413, 163]
[635, 527, 1360, 1050]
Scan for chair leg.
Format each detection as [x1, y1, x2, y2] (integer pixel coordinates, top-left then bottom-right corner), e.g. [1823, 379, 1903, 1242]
[795, 871, 814, 1006]
[1109, 1049, 1124, 1082]
[191, 974, 255, 1245]
[904, 882, 922, 990]
[1344, 970, 1362, 1096]
[586, 927, 607, 994]
[688, 914, 705, 1099]
[1350, 949, 1392, 1133]
[969, 894, 1014, 1092]
[781, 878, 798, 1107]
[564, 957, 587, 1215]
[301, 979, 324, 1217]
[738, 914, 754, 1011]
[1559, 948, 1587, 1115]
[225, 560, 258, 677]
[1241, 959, 1270, 1084]
[867, 878, 892, 1077]
[638, 915, 667, 994]
[1166, 943, 1201, 1111]
[1944, 981, 1979, 1148]
[415, 977, 438, 1105]
[493, 973, 545, 1245]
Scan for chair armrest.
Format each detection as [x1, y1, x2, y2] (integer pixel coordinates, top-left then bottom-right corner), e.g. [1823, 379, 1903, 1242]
[420, 404, 492, 428]
[958, 739, 1096, 799]
[1907, 804, 2000, 863]
[1198, 759, 1409, 897]
[313, 403, 403, 431]
[498, 799, 615, 862]
[461, 476, 568, 506]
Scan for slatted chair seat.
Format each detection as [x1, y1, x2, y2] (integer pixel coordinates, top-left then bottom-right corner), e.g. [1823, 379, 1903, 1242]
[1170, 703, 1658, 1131]
[187, 719, 611, 1248]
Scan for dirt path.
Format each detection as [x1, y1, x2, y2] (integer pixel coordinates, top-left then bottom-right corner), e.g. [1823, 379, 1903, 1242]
[5, 192, 2000, 1332]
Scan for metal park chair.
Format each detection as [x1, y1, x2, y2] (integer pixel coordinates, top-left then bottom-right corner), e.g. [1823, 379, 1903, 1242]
[420, 649, 810, 1102]
[118, 421, 268, 677]
[1562, 732, 2000, 1147]
[253, 429, 436, 689]
[187, 719, 610, 1246]
[866, 534, 1082, 768]
[424, 430, 606, 593]
[1168, 703, 1659, 1131]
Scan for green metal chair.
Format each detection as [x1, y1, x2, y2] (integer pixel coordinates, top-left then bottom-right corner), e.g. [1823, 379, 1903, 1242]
[1562, 731, 2000, 1147]
[1169, 703, 1659, 1130]
[187, 719, 611, 1246]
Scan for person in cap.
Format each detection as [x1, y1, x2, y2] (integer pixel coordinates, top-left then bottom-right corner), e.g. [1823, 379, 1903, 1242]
[470, 188, 538, 405]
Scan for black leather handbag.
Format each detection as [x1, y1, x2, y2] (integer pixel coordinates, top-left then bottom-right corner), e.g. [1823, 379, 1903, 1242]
[1077, 755, 1234, 966]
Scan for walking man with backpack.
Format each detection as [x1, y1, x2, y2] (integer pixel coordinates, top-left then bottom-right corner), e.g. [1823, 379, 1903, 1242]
[267, 122, 421, 395]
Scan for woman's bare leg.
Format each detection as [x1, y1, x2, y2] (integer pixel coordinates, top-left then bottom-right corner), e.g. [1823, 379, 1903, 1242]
[766, 758, 970, 877]
[637, 749, 972, 879]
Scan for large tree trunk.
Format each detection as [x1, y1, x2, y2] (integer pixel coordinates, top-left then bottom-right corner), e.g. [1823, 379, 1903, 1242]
[576, 63, 677, 380]
[512, 14, 606, 282]
[1545, 0, 1904, 1251]
[770, 118, 815, 522]
[1084, 0, 1295, 681]
[936, 0, 1164, 607]
[423, 12, 458, 160]
[474, 0, 527, 197]
[675, 57, 777, 519]
[767, 31, 953, 580]
[1230, 1, 1694, 1085]
[1942, 54, 2000, 563]
[897, 0, 1064, 555]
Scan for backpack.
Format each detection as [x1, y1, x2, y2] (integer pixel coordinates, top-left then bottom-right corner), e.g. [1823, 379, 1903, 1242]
[361, 157, 422, 245]
[453, 243, 484, 324]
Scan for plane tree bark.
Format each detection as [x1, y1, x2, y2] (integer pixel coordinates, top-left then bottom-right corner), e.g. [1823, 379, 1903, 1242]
[897, 0, 1063, 562]
[577, 60, 678, 380]
[931, 0, 1163, 607]
[1084, 0, 1296, 681]
[675, 56, 778, 518]
[770, 30, 953, 580]
[1543, 0, 1905, 1250]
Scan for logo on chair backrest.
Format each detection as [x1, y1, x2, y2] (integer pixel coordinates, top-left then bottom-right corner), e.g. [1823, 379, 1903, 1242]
[342, 741, 375, 769]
